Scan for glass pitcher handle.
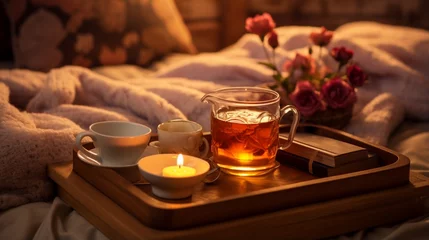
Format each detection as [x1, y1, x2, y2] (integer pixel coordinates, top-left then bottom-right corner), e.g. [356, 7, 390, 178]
[279, 105, 300, 150]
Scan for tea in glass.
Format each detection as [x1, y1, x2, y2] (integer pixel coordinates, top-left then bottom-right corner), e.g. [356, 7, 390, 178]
[201, 87, 300, 176]
[211, 109, 279, 172]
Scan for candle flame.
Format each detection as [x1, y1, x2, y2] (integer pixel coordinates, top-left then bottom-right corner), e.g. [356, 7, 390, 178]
[177, 154, 184, 167]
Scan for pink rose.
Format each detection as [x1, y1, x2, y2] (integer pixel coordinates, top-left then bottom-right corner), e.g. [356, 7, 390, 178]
[346, 64, 367, 87]
[268, 31, 279, 49]
[283, 53, 316, 74]
[310, 27, 333, 47]
[289, 81, 326, 117]
[321, 78, 357, 109]
[330, 47, 354, 65]
[245, 13, 276, 38]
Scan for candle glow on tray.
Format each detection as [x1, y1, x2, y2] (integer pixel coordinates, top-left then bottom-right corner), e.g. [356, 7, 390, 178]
[162, 154, 196, 177]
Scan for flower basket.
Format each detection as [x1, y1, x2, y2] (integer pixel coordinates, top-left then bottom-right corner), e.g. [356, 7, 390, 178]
[246, 13, 368, 129]
[279, 105, 353, 129]
[261, 83, 353, 129]
[299, 105, 353, 129]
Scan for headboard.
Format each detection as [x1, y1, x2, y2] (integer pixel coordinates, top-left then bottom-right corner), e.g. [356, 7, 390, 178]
[175, 0, 247, 52]
[247, 0, 429, 32]
[176, 0, 429, 52]
[2, 1, 427, 59]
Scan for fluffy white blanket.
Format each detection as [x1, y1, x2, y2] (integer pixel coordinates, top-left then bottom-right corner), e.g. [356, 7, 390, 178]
[1, 22, 428, 210]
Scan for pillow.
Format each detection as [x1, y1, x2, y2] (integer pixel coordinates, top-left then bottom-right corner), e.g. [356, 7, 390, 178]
[3, 0, 197, 71]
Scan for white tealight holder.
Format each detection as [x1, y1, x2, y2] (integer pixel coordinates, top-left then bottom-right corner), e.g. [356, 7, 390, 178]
[138, 154, 210, 199]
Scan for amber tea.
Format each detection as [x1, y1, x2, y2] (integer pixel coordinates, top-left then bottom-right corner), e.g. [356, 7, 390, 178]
[201, 87, 299, 176]
[211, 109, 280, 172]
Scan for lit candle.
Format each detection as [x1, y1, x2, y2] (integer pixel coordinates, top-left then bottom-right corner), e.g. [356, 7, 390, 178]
[162, 154, 196, 177]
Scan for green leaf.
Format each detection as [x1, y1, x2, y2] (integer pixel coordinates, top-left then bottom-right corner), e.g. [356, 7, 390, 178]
[324, 73, 335, 79]
[268, 84, 279, 90]
[288, 83, 296, 93]
[272, 73, 283, 82]
[281, 76, 288, 85]
[258, 62, 277, 70]
[279, 77, 293, 93]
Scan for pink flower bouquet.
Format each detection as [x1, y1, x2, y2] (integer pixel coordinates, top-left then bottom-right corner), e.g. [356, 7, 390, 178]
[245, 13, 368, 128]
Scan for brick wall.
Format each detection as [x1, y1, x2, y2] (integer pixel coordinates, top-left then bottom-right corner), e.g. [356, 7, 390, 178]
[249, 0, 429, 30]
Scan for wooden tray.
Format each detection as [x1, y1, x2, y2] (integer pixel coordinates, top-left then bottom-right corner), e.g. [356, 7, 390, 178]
[71, 124, 410, 230]
[49, 162, 429, 240]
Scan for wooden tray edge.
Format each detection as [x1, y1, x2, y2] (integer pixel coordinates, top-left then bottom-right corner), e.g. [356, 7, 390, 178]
[49, 161, 429, 240]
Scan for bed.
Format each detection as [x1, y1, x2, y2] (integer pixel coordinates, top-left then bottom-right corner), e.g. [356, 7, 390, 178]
[0, 1, 429, 239]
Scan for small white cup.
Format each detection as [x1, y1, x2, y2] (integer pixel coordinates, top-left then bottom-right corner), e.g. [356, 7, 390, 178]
[75, 121, 152, 167]
[149, 119, 209, 158]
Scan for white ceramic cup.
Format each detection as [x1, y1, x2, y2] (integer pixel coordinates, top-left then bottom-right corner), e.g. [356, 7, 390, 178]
[75, 121, 152, 167]
[149, 119, 209, 158]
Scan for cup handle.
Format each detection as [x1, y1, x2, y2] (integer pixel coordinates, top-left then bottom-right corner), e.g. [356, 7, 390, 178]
[200, 138, 210, 158]
[278, 105, 300, 150]
[75, 131, 102, 164]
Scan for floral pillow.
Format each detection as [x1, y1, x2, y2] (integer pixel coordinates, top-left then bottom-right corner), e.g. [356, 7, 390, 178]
[3, 0, 197, 71]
